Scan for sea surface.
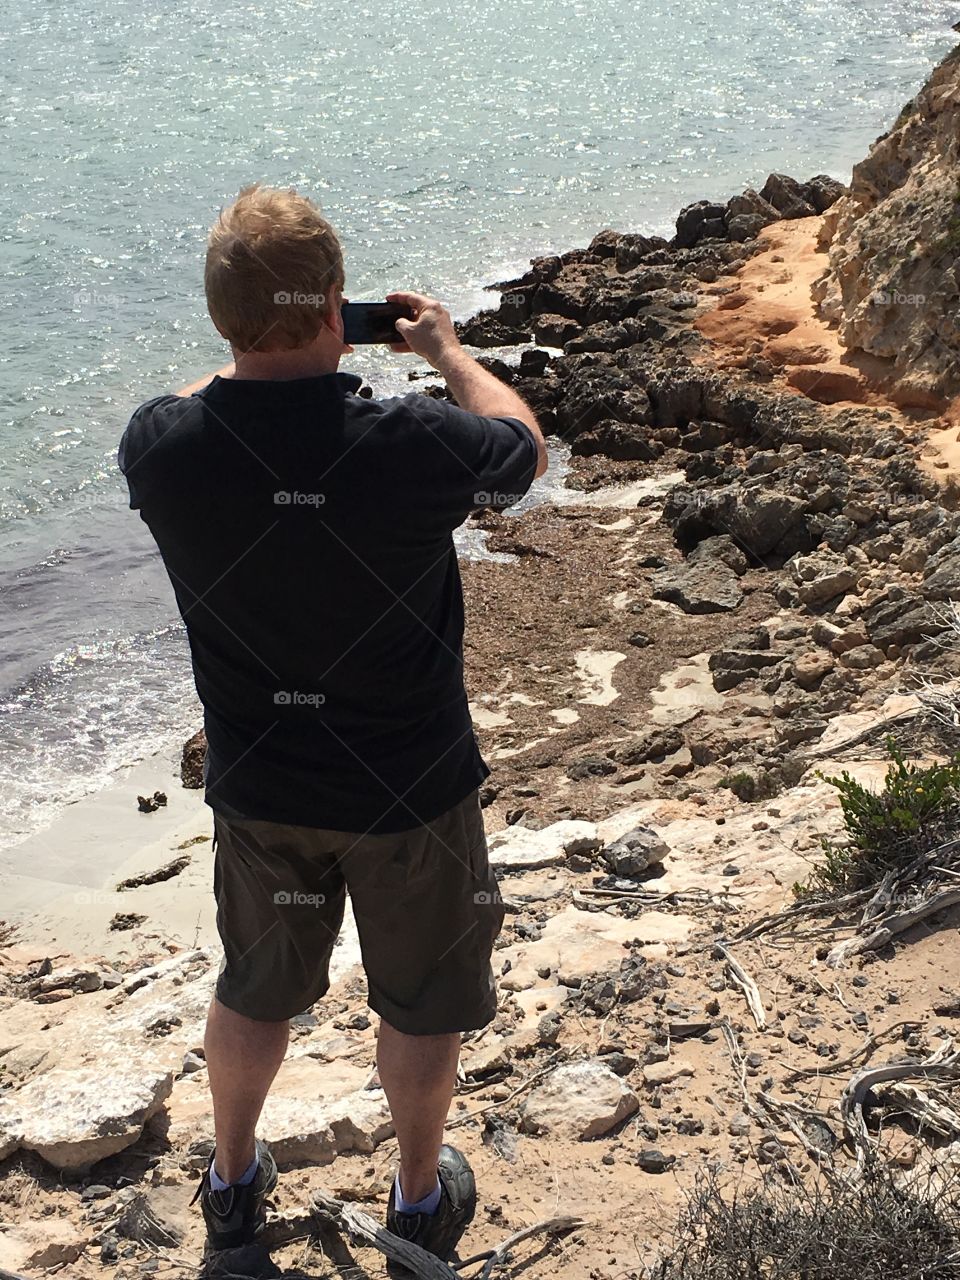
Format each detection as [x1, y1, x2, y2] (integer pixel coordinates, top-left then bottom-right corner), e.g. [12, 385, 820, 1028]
[1, 0, 958, 851]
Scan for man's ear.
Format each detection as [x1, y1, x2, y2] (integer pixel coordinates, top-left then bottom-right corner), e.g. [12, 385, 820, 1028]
[326, 286, 344, 342]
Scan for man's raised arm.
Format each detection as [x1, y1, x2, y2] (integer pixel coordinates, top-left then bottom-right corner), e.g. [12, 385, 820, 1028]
[388, 290, 548, 479]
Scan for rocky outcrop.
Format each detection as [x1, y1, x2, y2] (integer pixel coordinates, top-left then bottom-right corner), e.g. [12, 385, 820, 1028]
[0, 1067, 173, 1171]
[813, 42, 960, 401]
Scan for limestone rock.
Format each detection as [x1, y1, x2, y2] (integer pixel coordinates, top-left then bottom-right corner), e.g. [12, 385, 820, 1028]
[813, 44, 960, 399]
[488, 820, 600, 870]
[0, 1067, 174, 1171]
[790, 550, 858, 605]
[520, 1061, 639, 1139]
[792, 651, 834, 690]
[600, 827, 670, 878]
[642, 1060, 695, 1086]
[258, 1088, 393, 1166]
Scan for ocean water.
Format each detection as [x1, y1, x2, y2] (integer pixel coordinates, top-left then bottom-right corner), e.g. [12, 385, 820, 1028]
[0, 0, 957, 851]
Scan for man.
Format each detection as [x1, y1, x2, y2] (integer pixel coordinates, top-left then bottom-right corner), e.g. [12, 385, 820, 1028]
[118, 184, 546, 1272]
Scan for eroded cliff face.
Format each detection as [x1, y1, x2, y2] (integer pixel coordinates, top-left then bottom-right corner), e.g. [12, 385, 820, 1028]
[814, 41, 960, 402]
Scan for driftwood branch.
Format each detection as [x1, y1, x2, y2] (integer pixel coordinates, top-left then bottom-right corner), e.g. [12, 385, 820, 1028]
[757, 1090, 838, 1163]
[785, 1020, 917, 1080]
[313, 1190, 454, 1279]
[879, 1080, 960, 1139]
[731, 887, 872, 942]
[840, 1039, 960, 1168]
[313, 1189, 582, 1280]
[827, 887, 960, 968]
[447, 1052, 565, 1130]
[456, 1216, 585, 1277]
[718, 943, 766, 1030]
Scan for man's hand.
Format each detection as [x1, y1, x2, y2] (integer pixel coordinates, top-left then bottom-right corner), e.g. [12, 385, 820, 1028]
[386, 291, 463, 371]
[388, 290, 547, 479]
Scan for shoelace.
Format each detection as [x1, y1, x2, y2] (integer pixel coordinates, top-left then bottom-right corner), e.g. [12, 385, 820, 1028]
[392, 1211, 425, 1240]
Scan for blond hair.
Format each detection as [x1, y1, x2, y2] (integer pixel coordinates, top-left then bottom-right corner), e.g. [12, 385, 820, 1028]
[204, 184, 345, 353]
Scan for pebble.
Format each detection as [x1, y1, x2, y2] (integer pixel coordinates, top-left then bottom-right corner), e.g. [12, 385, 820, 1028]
[637, 1149, 675, 1173]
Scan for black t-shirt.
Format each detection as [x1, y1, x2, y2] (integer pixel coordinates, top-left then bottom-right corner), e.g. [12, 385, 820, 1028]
[119, 372, 538, 833]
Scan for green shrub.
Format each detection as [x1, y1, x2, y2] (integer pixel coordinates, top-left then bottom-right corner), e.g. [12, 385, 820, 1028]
[796, 738, 960, 899]
[719, 770, 777, 803]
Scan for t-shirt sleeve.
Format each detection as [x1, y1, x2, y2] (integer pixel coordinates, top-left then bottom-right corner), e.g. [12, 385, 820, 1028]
[117, 395, 179, 511]
[402, 396, 540, 526]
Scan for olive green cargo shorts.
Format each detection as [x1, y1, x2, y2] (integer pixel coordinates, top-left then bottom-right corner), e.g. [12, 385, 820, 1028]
[211, 790, 505, 1034]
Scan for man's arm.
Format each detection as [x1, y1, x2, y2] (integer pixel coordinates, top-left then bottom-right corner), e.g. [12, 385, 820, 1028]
[175, 361, 236, 397]
[387, 290, 548, 479]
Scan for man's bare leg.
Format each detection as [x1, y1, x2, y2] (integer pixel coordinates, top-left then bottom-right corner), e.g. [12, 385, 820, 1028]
[377, 1020, 460, 1203]
[204, 998, 289, 1183]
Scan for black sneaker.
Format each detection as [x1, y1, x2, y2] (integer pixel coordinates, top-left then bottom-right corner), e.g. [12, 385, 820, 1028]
[386, 1144, 477, 1272]
[193, 1139, 278, 1254]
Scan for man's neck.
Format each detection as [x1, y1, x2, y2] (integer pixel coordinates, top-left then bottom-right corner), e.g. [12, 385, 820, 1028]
[230, 347, 341, 382]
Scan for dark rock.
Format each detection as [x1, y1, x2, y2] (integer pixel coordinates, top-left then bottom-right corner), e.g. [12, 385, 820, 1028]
[687, 534, 750, 576]
[863, 593, 946, 648]
[612, 727, 684, 765]
[801, 174, 847, 213]
[570, 420, 660, 462]
[708, 649, 783, 692]
[586, 229, 621, 258]
[519, 348, 551, 378]
[534, 313, 581, 347]
[457, 312, 531, 347]
[674, 201, 727, 249]
[554, 363, 651, 438]
[726, 213, 769, 242]
[615, 233, 671, 272]
[759, 172, 818, 219]
[136, 791, 168, 813]
[181, 729, 206, 789]
[652, 562, 743, 614]
[637, 1148, 676, 1173]
[725, 189, 781, 228]
[567, 756, 618, 781]
[923, 535, 960, 602]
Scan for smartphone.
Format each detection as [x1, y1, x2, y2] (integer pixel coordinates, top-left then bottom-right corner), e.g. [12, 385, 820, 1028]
[341, 301, 414, 345]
